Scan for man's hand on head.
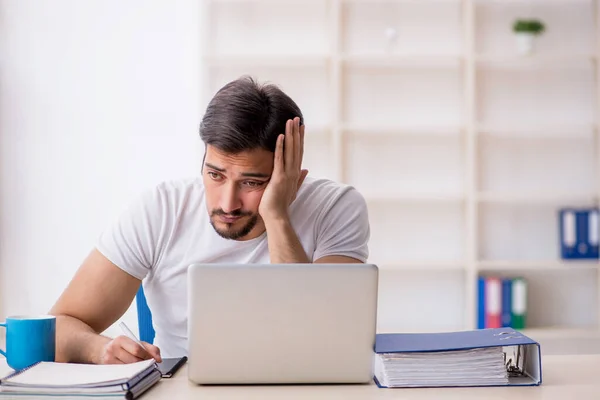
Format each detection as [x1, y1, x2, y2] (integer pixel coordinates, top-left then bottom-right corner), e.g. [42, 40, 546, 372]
[258, 117, 308, 223]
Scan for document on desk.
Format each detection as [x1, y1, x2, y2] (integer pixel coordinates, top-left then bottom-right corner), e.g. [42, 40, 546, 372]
[0, 359, 12, 381]
[0, 359, 161, 399]
[374, 327, 542, 388]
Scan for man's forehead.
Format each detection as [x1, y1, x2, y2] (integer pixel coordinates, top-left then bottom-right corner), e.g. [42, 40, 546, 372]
[204, 146, 273, 174]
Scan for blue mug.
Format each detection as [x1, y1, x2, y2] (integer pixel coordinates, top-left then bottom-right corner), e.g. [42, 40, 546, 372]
[0, 315, 56, 370]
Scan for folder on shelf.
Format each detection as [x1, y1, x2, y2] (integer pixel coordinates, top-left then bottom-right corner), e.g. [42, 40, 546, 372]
[477, 277, 486, 329]
[485, 277, 502, 329]
[477, 276, 528, 330]
[373, 327, 542, 388]
[560, 208, 600, 260]
[590, 209, 599, 257]
[511, 277, 527, 330]
[501, 278, 513, 328]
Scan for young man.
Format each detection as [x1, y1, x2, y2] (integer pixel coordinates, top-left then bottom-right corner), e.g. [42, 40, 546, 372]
[49, 76, 370, 364]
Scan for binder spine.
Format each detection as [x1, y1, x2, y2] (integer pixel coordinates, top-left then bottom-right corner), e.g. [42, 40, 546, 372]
[477, 276, 486, 329]
[485, 278, 501, 329]
[560, 209, 576, 259]
[560, 208, 600, 260]
[589, 210, 599, 258]
[501, 278, 512, 328]
[511, 278, 527, 329]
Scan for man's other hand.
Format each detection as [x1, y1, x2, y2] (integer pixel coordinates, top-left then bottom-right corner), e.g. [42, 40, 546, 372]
[99, 335, 162, 364]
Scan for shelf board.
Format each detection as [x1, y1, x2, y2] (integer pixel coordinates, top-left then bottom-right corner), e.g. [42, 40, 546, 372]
[475, 0, 592, 4]
[341, 54, 462, 69]
[476, 54, 596, 68]
[519, 327, 600, 340]
[477, 192, 599, 204]
[212, 0, 461, 3]
[365, 193, 464, 203]
[478, 260, 600, 270]
[477, 123, 597, 139]
[343, 124, 463, 138]
[343, 0, 460, 4]
[378, 261, 466, 271]
[210, 0, 324, 3]
[204, 55, 329, 68]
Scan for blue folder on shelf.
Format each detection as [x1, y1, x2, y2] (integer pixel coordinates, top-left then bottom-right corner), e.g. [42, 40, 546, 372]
[373, 327, 542, 388]
[559, 208, 599, 260]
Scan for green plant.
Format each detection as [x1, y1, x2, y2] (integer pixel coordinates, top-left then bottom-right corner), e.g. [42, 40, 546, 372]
[513, 19, 546, 35]
[513, 19, 545, 35]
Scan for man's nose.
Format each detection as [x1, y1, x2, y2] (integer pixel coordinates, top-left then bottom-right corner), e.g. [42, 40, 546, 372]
[220, 183, 242, 214]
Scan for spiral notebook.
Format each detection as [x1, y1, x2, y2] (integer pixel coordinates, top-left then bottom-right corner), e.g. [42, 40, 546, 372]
[0, 359, 161, 399]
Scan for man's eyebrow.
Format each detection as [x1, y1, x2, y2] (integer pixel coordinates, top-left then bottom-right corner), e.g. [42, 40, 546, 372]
[205, 163, 270, 179]
[205, 162, 225, 172]
[241, 172, 270, 179]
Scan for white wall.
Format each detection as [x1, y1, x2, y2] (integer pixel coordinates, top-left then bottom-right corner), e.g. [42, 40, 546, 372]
[0, 0, 202, 338]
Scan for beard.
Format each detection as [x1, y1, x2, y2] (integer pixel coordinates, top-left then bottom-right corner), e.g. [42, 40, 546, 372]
[209, 208, 259, 240]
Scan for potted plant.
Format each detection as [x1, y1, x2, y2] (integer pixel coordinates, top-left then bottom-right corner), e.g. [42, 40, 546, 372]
[512, 19, 545, 55]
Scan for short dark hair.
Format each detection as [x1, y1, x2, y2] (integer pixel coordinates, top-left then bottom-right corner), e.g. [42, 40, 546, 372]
[199, 76, 303, 153]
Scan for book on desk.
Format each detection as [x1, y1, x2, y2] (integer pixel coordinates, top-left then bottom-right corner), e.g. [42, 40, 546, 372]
[374, 327, 542, 388]
[0, 358, 161, 399]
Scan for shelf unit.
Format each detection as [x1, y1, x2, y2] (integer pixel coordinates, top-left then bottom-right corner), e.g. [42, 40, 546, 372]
[201, 0, 600, 343]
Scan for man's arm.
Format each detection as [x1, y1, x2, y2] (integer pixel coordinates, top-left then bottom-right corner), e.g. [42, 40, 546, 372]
[259, 118, 369, 264]
[265, 218, 365, 264]
[259, 117, 313, 263]
[264, 217, 310, 263]
[49, 249, 161, 364]
[314, 255, 363, 263]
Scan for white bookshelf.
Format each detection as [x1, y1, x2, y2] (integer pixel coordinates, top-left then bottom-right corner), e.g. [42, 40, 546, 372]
[201, 0, 600, 344]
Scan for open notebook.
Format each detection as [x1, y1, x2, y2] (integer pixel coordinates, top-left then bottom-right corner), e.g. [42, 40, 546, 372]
[0, 359, 161, 399]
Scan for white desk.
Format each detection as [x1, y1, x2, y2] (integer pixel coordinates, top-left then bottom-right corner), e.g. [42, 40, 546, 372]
[145, 354, 600, 399]
[1, 351, 597, 398]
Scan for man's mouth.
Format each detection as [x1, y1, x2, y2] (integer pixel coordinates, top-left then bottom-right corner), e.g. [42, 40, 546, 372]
[218, 215, 242, 224]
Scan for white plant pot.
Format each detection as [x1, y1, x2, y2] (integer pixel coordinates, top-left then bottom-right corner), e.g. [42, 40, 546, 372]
[515, 33, 535, 55]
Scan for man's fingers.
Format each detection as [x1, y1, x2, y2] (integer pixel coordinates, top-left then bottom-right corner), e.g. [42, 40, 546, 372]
[101, 337, 163, 365]
[284, 119, 294, 172]
[142, 342, 162, 363]
[117, 337, 154, 362]
[107, 339, 145, 364]
[115, 348, 145, 364]
[299, 124, 305, 168]
[274, 134, 284, 173]
[293, 118, 301, 171]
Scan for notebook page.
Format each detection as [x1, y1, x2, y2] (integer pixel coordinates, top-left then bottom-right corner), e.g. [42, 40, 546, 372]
[0, 358, 14, 380]
[4, 359, 155, 387]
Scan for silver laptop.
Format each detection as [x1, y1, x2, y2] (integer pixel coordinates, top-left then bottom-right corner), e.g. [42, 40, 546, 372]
[187, 263, 379, 384]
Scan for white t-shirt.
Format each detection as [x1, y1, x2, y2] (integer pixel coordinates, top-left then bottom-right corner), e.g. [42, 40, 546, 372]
[96, 175, 370, 358]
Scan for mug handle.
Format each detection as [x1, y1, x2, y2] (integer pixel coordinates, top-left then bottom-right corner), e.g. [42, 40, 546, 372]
[0, 322, 6, 357]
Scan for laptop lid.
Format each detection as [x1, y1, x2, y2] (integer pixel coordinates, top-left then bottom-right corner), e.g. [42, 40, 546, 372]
[187, 263, 379, 384]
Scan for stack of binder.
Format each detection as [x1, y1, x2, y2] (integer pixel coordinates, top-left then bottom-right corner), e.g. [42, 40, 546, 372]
[477, 276, 527, 330]
[374, 327, 542, 388]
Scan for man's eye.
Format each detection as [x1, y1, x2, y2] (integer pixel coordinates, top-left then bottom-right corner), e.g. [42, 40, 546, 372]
[244, 181, 263, 187]
[208, 172, 221, 180]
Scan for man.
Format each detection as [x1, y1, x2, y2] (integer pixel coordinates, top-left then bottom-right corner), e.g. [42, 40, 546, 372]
[49, 76, 370, 364]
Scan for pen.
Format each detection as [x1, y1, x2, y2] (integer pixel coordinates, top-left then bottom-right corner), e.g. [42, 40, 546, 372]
[118, 321, 147, 351]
